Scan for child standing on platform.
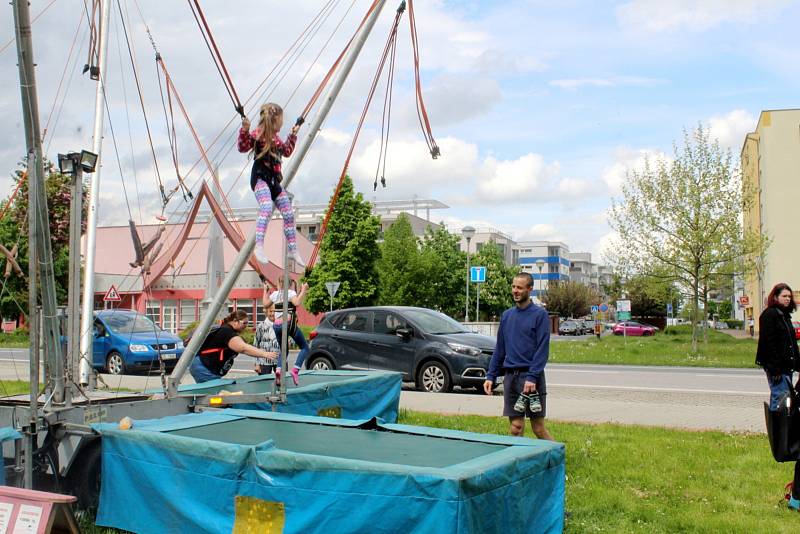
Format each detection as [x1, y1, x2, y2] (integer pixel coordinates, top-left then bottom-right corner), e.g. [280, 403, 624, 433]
[238, 103, 305, 267]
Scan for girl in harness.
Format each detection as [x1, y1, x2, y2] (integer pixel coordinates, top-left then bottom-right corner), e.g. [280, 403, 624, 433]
[189, 310, 278, 384]
[238, 103, 305, 267]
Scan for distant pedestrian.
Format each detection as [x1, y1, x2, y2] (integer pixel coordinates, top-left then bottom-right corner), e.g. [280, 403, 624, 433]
[484, 272, 554, 440]
[264, 278, 310, 385]
[756, 282, 800, 510]
[254, 304, 281, 377]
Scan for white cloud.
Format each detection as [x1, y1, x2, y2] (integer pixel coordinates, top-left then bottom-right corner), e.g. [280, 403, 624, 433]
[616, 0, 791, 32]
[706, 109, 757, 150]
[477, 154, 559, 203]
[601, 147, 668, 196]
[549, 76, 666, 90]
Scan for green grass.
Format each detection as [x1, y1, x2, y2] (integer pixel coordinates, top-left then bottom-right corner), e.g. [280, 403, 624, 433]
[0, 331, 30, 348]
[399, 410, 797, 533]
[0, 380, 37, 396]
[551, 326, 757, 368]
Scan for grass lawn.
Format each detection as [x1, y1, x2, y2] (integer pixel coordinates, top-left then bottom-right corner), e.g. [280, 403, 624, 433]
[550, 326, 757, 368]
[400, 410, 797, 533]
[0, 332, 30, 348]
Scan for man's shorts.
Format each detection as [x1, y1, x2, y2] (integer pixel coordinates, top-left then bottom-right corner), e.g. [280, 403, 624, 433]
[502, 369, 547, 418]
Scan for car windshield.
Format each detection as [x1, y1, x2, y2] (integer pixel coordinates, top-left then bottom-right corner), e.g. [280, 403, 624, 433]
[402, 309, 468, 335]
[102, 313, 162, 335]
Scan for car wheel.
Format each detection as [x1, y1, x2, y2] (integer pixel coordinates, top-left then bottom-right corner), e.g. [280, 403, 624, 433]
[308, 355, 334, 371]
[416, 361, 451, 393]
[105, 351, 125, 375]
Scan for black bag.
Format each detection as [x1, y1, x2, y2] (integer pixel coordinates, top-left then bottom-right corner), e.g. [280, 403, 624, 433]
[764, 395, 800, 462]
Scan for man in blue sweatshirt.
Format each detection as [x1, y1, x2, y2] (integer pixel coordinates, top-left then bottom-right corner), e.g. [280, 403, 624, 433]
[483, 272, 553, 440]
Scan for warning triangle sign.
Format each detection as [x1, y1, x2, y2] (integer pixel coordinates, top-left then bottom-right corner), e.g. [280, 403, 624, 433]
[103, 285, 122, 302]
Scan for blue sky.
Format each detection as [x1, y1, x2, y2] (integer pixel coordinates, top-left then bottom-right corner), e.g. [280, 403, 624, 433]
[2, 0, 799, 261]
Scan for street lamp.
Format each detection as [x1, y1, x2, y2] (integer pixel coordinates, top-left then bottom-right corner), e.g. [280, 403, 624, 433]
[535, 259, 546, 299]
[462, 225, 475, 322]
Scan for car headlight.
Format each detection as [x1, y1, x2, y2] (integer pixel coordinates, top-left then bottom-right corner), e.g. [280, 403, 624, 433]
[447, 342, 482, 356]
[129, 344, 150, 353]
[176, 341, 184, 349]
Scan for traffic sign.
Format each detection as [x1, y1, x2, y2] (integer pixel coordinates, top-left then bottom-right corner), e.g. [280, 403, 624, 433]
[616, 299, 631, 313]
[325, 281, 341, 298]
[666, 303, 673, 314]
[599, 303, 608, 312]
[591, 305, 599, 314]
[470, 266, 486, 283]
[738, 295, 750, 307]
[618, 311, 631, 321]
[103, 285, 121, 302]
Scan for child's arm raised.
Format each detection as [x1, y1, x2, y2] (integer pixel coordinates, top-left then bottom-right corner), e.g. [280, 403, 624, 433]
[237, 117, 255, 153]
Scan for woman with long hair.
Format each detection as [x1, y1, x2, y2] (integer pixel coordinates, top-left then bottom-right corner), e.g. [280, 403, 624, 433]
[189, 310, 278, 384]
[756, 282, 800, 510]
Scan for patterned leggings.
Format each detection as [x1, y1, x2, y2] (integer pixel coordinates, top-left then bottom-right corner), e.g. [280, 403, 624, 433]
[254, 180, 297, 253]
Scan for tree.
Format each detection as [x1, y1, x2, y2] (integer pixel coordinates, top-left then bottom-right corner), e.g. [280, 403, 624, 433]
[303, 176, 381, 313]
[377, 214, 424, 306]
[543, 281, 599, 318]
[623, 274, 679, 318]
[608, 125, 767, 353]
[0, 160, 86, 319]
[470, 242, 515, 320]
[419, 224, 466, 318]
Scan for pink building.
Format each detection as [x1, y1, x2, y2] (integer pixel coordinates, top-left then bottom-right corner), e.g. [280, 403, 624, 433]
[92, 183, 315, 333]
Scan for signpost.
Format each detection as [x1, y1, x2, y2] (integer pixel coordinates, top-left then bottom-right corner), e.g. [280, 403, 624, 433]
[616, 299, 631, 344]
[103, 285, 121, 309]
[325, 281, 341, 312]
[470, 267, 486, 320]
[666, 302, 673, 318]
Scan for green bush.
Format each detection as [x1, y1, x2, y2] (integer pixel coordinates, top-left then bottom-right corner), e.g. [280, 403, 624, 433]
[726, 319, 744, 329]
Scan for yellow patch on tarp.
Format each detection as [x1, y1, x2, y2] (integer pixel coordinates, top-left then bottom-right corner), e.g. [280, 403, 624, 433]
[232, 496, 285, 534]
[317, 406, 342, 418]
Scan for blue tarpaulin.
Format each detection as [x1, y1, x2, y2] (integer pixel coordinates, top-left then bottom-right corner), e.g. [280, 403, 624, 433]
[94, 410, 565, 533]
[175, 370, 402, 423]
[0, 427, 20, 486]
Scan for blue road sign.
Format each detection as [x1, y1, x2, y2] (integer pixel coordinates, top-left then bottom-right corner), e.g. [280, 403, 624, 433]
[599, 304, 609, 312]
[666, 303, 673, 314]
[591, 305, 599, 314]
[470, 266, 486, 283]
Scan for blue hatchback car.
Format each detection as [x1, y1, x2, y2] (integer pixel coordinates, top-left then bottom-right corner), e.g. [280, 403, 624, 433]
[92, 310, 184, 375]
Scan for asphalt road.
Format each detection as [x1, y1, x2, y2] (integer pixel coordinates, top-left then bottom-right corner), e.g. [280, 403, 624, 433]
[0, 348, 769, 432]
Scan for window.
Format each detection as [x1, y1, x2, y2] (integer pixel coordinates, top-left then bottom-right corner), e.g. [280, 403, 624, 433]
[237, 299, 254, 323]
[548, 246, 560, 257]
[179, 299, 196, 330]
[162, 300, 178, 334]
[145, 300, 161, 327]
[337, 311, 369, 332]
[373, 312, 407, 335]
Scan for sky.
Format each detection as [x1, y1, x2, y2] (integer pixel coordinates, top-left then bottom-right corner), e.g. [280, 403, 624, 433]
[2, 0, 800, 263]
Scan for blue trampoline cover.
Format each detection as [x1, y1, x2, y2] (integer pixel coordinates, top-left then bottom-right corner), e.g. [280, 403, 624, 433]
[0, 427, 20, 486]
[94, 410, 565, 533]
[176, 370, 402, 423]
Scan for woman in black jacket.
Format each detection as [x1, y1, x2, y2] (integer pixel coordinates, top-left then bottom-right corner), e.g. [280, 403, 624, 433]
[756, 282, 800, 510]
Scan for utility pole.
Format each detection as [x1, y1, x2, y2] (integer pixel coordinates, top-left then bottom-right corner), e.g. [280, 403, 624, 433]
[79, 0, 112, 387]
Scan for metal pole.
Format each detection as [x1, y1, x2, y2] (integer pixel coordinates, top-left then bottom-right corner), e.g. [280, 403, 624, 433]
[66, 165, 83, 400]
[476, 282, 480, 322]
[167, 0, 390, 395]
[12, 0, 42, 487]
[280, 232, 290, 403]
[465, 237, 470, 322]
[79, 0, 112, 386]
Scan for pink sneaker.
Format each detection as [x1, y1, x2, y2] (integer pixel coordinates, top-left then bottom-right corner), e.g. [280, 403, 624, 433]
[275, 367, 282, 387]
[291, 367, 300, 386]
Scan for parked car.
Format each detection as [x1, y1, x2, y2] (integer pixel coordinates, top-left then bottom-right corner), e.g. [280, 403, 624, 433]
[92, 310, 184, 375]
[558, 320, 581, 336]
[714, 321, 729, 330]
[307, 306, 495, 393]
[578, 319, 595, 335]
[793, 321, 800, 340]
[612, 321, 657, 336]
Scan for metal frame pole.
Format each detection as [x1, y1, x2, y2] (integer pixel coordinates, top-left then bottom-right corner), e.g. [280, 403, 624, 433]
[67, 164, 83, 399]
[465, 237, 470, 322]
[79, 0, 112, 386]
[167, 0, 390, 395]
